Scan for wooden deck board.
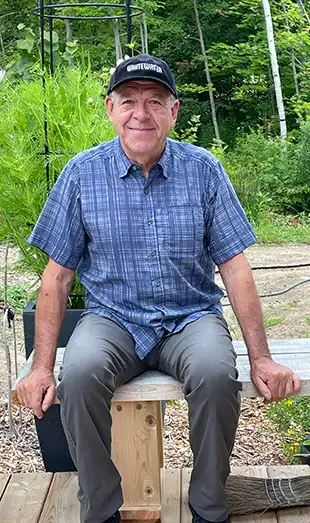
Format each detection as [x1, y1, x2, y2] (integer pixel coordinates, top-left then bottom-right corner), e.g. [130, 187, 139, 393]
[0, 474, 10, 500]
[1, 467, 310, 522]
[0, 472, 52, 523]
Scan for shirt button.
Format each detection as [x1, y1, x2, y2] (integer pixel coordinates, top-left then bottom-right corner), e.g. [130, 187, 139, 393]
[132, 165, 137, 171]
[156, 281, 161, 287]
[151, 251, 156, 257]
[147, 219, 153, 225]
[144, 187, 149, 195]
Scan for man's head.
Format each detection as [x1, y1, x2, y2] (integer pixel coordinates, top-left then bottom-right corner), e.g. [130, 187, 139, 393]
[105, 54, 180, 168]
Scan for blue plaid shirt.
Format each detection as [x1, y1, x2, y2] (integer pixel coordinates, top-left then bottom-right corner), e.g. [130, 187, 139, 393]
[28, 137, 256, 359]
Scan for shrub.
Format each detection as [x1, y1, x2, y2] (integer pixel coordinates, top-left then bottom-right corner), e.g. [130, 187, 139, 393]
[0, 66, 115, 287]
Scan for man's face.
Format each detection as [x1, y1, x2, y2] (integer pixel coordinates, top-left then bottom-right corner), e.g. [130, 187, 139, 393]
[105, 80, 179, 161]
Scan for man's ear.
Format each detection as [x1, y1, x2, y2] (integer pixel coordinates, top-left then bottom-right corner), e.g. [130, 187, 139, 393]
[105, 96, 114, 121]
[171, 99, 180, 127]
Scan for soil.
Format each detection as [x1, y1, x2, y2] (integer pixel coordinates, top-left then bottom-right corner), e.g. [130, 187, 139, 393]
[0, 243, 310, 473]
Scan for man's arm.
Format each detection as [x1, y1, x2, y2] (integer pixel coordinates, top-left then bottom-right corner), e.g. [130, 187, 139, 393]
[218, 252, 301, 402]
[17, 259, 74, 418]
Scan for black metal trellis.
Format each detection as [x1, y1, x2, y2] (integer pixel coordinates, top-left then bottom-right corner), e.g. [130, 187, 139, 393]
[33, 1, 144, 193]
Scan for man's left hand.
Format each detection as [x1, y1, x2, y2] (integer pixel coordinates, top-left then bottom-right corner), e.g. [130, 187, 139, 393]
[250, 356, 302, 403]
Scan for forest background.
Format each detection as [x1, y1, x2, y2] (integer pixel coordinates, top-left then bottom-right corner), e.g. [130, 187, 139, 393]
[1, 0, 310, 237]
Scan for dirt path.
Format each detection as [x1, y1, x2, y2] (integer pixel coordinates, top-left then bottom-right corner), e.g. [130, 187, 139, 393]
[0, 243, 309, 473]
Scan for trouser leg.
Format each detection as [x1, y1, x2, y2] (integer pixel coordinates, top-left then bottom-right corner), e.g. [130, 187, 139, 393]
[57, 313, 147, 523]
[158, 314, 241, 522]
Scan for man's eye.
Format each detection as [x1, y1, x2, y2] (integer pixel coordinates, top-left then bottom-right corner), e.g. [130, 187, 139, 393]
[122, 99, 134, 105]
[150, 100, 161, 105]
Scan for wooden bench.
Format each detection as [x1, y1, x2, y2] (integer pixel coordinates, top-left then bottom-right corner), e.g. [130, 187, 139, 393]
[12, 338, 310, 522]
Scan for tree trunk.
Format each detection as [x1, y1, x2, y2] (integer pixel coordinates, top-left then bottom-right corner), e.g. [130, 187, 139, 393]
[193, 0, 221, 142]
[262, 0, 287, 139]
[296, 0, 310, 23]
[142, 14, 149, 54]
[65, 20, 73, 42]
[113, 19, 123, 62]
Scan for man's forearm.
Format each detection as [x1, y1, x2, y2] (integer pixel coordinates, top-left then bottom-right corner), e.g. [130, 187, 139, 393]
[219, 254, 272, 364]
[32, 272, 72, 371]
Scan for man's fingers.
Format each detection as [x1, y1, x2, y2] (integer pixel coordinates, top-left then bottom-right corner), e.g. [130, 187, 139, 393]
[253, 375, 272, 401]
[42, 385, 56, 412]
[293, 373, 302, 394]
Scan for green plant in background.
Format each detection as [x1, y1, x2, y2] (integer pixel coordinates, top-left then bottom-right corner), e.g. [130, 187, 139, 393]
[0, 284, 29, 310]
[267, 397, 310, 463]
[170, 113, 201, 144]
[264, 316, 285, 328]
[5, 24, 80, 80]
[0, 65, 115, 298]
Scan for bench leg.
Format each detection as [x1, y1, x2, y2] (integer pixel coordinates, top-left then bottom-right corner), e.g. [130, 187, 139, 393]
[111, 400, 163, 521]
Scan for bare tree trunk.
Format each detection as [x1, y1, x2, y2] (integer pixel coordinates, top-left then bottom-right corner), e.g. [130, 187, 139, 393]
[65, 20, 73, 42]
[281, 0, 300, 97]
[140, 18, 146, 53]
[262, 0, 287, 139]
[142, 14, 149, 54]
[193, 0, 221, 142]
[113, 19, 123, 62]
[296, 0, 310, 23]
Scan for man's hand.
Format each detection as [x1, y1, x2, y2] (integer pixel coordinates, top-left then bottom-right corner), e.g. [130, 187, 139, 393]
[16, 367, 56, 419]
[250, 356, 302, 403]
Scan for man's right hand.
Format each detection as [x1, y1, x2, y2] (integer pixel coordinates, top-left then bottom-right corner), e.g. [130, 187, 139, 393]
[16, 368, 56, 419]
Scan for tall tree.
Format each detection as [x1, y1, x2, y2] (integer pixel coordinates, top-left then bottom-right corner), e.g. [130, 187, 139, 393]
[262, 0, 287, 139]
[193, 0, 221, 142]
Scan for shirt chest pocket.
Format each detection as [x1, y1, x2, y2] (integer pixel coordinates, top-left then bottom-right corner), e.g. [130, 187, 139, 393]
[164, 205, 205, 258]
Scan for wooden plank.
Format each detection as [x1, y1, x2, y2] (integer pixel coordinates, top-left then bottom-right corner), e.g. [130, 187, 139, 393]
[180, 468, 191, 523]
[0, 474, 10, 500]
[111, 401, 162, 510]
[119, 505, 160, 520]
[160, 468, 181, 523]
[230, 466, 278, 523]
[38, 472, 79, 523]
[12, 340, 310, 404]
[0, 473, 52, 523]
[234, 339, 310, 355]
[267, 465, 310, 523]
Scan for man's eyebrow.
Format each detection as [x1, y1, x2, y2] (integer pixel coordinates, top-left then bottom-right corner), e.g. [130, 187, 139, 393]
[118, 88, 167, 98]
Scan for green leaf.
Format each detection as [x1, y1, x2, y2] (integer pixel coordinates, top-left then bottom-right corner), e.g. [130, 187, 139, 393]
[16, 37, 35, 54]
[17, 23, 26, 31]
[43, 30, 59, 44]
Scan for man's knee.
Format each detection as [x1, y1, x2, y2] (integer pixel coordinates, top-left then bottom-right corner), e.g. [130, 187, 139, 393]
[185, 357, 239, 399]
[58, 357, 115, 401]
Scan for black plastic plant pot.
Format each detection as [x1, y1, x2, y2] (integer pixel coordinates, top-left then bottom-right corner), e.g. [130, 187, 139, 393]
[23, 299, 84, 472]
[23, 299, 84, 358]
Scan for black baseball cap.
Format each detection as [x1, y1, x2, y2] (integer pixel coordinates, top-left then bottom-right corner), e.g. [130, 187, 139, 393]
[107, 54, 178, 98]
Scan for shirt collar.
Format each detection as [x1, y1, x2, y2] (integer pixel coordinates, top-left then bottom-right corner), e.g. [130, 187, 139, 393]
[113, 136, 171, 179]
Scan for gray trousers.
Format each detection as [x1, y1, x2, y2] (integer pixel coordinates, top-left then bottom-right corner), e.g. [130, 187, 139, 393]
[57, 313, 241, 523]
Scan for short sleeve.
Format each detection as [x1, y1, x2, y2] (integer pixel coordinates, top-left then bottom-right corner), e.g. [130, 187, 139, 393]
[205, 160, 257, 265]
[28, 161, 85, 269]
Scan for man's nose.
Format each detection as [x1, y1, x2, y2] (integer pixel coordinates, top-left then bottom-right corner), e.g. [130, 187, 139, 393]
[133, 101, 150, 120]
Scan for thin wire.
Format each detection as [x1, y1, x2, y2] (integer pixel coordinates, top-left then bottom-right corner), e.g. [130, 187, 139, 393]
[222, 277, 310, 305]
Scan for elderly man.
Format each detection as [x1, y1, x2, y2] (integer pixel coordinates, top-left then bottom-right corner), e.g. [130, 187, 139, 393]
[17, 54, 301, 523]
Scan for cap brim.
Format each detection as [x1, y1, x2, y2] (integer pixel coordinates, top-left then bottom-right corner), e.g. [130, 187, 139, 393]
[108, 75, 177, 98]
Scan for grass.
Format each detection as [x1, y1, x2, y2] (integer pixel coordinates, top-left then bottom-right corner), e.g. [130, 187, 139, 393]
[264, 316, 285, 328]
[0, 284, 29, 310]
[253, 213, 310, 243]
